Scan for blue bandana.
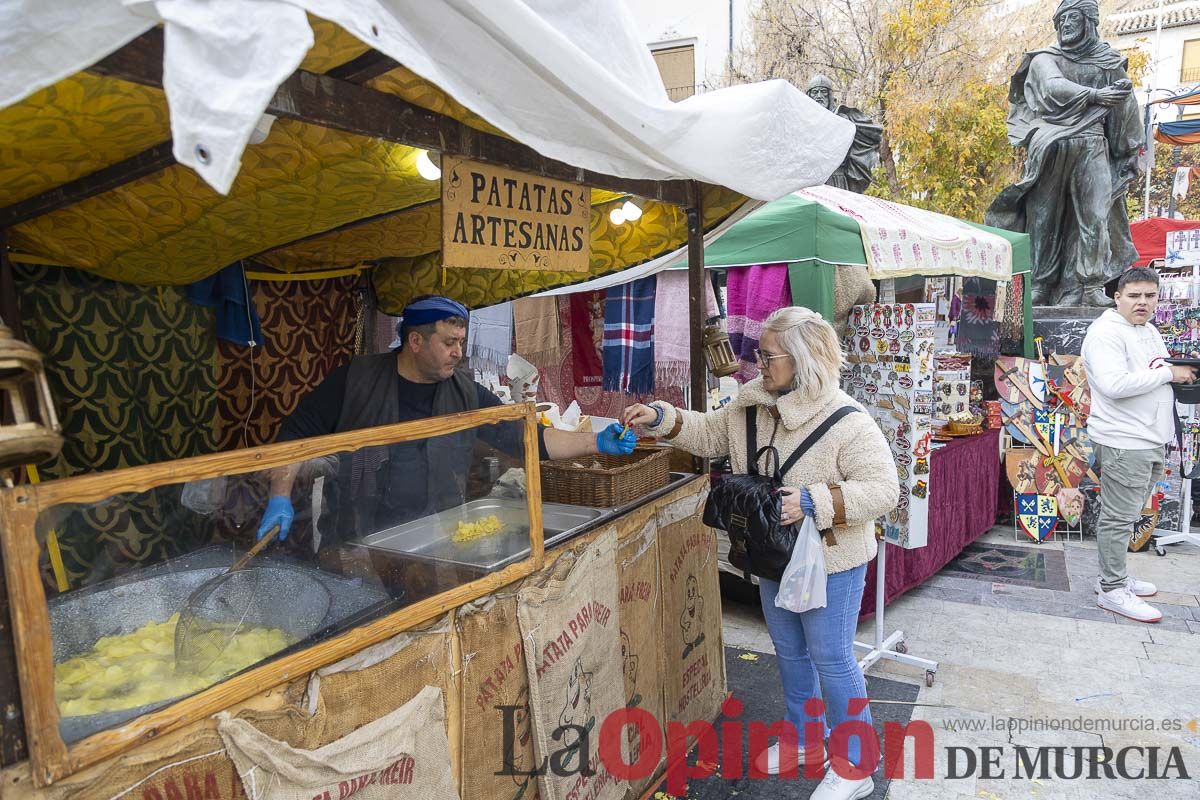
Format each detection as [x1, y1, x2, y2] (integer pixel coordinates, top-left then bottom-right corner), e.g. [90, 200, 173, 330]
[390, 296, 470, 349]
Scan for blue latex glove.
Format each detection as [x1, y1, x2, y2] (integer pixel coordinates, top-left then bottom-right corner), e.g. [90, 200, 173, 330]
[597, 423, 638, 455]
[258, 495, 294, 541]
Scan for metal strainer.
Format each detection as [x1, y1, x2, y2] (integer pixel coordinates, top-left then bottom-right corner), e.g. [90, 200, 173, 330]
[174, 527, 330, 674]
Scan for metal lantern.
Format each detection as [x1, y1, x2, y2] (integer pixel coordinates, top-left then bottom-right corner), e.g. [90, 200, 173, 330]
[0, 324, 62, 470]
[702, 320, 738, 378]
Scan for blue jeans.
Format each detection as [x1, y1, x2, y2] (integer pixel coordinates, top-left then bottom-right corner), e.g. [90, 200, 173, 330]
[759, 564, 872, 768]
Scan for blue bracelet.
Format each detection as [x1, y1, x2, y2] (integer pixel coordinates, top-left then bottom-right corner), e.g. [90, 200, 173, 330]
[651, 404, 665, 428]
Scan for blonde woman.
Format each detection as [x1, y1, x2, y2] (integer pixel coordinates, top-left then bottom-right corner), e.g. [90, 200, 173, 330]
[622, 307, 898, 800]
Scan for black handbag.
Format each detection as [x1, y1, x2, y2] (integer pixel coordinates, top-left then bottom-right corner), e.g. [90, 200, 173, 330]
[703, 405, 858, 582]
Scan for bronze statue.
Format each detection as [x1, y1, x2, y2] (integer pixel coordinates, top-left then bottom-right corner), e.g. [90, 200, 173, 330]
[806, 75, 883, 194]
[985, 0, 1143, 307]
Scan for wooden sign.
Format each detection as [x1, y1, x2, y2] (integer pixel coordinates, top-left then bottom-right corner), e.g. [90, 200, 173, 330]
[441, 155, 591, 272]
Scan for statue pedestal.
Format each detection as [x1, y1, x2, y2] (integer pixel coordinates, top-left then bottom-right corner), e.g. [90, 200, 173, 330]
[1031, 306, 1105, 357]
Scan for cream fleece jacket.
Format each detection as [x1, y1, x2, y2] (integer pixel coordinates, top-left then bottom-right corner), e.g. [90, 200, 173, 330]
[647, 379, 900, 574]
[1081, 309, 1175, 450]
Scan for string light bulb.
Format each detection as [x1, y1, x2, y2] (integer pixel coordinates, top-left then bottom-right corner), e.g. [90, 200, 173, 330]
[609, 205, 626, 225]
[416, 150, 442, 180]
[621, 199, 643, 221]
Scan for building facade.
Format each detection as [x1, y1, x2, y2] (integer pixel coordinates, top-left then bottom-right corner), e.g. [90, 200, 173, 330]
[624, 0, 754, 100]
[1107, 0, 1200, 122]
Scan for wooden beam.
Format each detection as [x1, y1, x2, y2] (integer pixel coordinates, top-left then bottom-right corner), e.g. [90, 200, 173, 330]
[0, 240, 26, 765]
[87, 28, 164, 89]
[326, 49, 401, 84]
[274, 73, 691, 205]
[0, 142, 175, 229]
[82, 30, 693, 205]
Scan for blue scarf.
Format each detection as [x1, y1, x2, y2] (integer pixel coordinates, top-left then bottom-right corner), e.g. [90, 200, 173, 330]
[602, 277, 656, 394]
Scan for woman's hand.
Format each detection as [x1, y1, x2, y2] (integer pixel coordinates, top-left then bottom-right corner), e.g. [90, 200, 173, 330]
[778, 486, 805, 526]
[621, 403, 658, 428]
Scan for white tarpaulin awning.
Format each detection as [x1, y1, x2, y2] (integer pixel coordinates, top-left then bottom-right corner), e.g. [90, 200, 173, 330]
[0, 0, 855, 198]
[530, 199, 763, 297]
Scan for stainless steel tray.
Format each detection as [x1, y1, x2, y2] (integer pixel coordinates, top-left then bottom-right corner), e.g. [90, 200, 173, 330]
[359, 498, 603, 571]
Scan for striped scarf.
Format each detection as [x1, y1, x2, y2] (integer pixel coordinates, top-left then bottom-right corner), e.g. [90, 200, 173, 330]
[602, 277, 656, 394]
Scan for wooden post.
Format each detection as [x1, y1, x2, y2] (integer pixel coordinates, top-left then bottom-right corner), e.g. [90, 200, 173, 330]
[0, 230, 27, 767]
[686, 185, 706, 412]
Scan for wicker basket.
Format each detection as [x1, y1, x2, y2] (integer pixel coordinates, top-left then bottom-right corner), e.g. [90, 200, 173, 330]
[539, 447, 671, 507]
[945, 421, 983, 436]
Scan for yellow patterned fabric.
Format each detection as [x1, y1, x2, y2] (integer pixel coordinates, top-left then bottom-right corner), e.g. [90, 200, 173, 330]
[374, 185, 745, 312]
[13, 265, 219, 482]
[300, 16, 372, 72]
[0, 74, 169, 207]
[0, 15, 362, 211]
[256, 191, 628, 272]
[10, 120, 438, 283]
[1, 14, 747, 307]
[257, 202, 442, 272]
[367, 65, 510, 137]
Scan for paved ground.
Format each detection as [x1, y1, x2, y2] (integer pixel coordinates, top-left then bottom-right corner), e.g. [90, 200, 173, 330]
[720, 525, 1200, 799]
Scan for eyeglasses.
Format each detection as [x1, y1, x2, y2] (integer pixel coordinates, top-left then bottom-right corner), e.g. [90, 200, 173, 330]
[754, 349, 791, 366]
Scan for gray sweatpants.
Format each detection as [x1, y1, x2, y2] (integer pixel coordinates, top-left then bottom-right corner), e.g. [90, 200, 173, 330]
[1094, 444, 1165, 591]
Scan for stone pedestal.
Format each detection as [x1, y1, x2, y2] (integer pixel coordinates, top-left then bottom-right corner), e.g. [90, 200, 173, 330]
[1031, 305, 1105, 357]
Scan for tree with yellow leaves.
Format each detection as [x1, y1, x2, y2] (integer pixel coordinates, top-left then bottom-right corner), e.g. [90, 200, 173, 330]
[728, 0, 1060, 221]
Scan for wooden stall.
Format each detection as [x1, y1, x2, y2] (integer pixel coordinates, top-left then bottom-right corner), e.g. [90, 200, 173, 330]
[0, 402, 723, 799]
[0, 6, 853, 797]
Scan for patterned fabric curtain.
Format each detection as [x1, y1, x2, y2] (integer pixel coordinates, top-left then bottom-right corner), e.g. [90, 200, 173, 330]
[14, 265, 362, 589]
[15, 264, 222, 588]
[214, 275, 362, 450]
[15, 264, 220, 479]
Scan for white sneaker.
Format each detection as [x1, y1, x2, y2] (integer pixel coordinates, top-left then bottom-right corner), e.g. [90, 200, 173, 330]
[752, 741, 826, 775]
[1097, 586, 1162, 623]
[810, 761, 874, 800]
[1093, 576, 1157, 597]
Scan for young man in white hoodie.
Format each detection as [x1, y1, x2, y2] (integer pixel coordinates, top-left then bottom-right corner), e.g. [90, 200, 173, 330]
[1081, 268, 1197, 622]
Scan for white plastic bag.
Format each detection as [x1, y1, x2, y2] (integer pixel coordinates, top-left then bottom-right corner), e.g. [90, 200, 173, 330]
[774, 517, 828, 613]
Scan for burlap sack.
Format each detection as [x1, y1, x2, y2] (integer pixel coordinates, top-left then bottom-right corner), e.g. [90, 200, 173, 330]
[218, 685, 457, 800]
[4, 682, 314, 800]
[518, 529, 627, 800]
[616, 516, 665, 798]
[0, 727, 244, 800]
[304, 617, 454, 747]
[656, 483, 726, 725]
[457, 592, 540, 800]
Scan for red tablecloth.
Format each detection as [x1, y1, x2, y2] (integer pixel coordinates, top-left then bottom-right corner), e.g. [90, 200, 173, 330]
[859, 428, 1000, 618]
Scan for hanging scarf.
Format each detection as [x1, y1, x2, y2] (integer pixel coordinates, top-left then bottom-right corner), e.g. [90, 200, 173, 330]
[653, 270, 719, 387]
[569, 290, 606, 389]
[602, 277, 656, 394]
[513, 296, 562, 368]
[467, 302, 513, 373]
[726, 264, 792, 382]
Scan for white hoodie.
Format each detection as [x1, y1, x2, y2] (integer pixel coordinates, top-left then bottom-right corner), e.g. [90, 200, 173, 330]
[1081, 309, 1174, 450]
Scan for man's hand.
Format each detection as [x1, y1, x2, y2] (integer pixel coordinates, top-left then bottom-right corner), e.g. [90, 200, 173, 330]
[258, 495, 294, 541]
[596, 423, 637, 456]
[1094, 84, 1131, 107]
[1169, 364, 1198, 384]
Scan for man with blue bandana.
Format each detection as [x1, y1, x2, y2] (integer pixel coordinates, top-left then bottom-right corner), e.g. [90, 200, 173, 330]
[257, 295, 635, 540]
